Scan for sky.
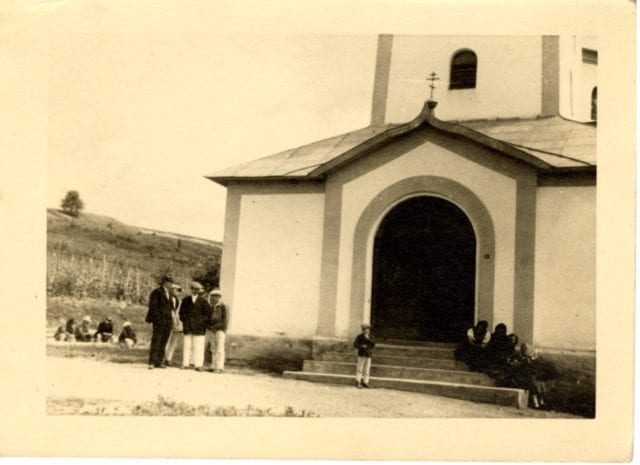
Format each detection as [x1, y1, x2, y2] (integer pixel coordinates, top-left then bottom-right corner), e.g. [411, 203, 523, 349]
[48, 33, 378, 241]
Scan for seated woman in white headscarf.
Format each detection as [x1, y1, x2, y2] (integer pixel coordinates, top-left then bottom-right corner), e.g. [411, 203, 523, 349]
[118, 321, 137, 348]
[75, 316, 94, 342]
[454, 320, 490, 372]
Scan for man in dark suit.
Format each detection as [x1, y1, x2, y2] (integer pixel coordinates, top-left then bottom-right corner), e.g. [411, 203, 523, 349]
[179, 281, 211, 371]
[146, 275, 175, 369]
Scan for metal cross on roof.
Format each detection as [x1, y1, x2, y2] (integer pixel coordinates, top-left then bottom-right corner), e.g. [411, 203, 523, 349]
[426, 72, 440, 100]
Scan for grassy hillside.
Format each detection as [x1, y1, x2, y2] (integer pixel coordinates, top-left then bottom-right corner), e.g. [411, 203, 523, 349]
[47, 208, 222, 304]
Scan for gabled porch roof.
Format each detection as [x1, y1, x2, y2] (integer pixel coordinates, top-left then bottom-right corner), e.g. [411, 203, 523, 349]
[207, 102, 596, 186]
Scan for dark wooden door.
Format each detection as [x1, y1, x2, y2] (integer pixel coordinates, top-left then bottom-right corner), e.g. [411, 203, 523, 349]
[371, 196, 476, 342]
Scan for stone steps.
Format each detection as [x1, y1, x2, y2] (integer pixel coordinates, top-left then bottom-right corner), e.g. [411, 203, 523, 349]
[318, 351, 468, 370]
[303, 360, 496, 386]
[282, 371, 527, 409]
[381, 339, 459, 349]
[292, 339, 530, 409]
[374, 343, 457, 359]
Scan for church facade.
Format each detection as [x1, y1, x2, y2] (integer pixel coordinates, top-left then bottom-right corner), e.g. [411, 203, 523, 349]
[207, 35, 596, 364]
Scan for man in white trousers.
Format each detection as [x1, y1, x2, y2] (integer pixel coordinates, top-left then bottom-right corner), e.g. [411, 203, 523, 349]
[179, 281, 210, 371]
[206, 289, 229, 373]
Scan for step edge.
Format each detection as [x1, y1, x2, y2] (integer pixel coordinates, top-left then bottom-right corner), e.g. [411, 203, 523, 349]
[284, 371, 525, 393]
[321, 354, 460, 363]
[376, 344, 456, 351]
[304, 361, 487, 376]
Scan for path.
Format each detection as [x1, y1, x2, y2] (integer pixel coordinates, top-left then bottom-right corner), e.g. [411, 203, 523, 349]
[47, 356, 577, 418]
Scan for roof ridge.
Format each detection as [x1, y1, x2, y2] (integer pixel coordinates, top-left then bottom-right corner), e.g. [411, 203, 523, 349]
[453, 115, 558, 125]
[509, 142, 594, 166]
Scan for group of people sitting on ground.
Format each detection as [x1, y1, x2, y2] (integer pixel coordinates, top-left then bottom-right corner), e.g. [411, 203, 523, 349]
[146, 275, 229, 373]
[54, 315, 138, 347]
[455, 320, 558, 409]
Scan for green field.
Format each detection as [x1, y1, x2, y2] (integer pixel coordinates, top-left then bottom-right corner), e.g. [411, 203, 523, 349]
[47, 208, 222, 338]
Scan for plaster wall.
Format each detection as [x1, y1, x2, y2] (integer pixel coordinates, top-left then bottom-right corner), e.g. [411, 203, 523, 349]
[533, 185, 596, 350]
[231, 192, 325, 337]
[558, 36, 598, 122]
[384, 36, 543, 123]
[333, 131, 519, 338]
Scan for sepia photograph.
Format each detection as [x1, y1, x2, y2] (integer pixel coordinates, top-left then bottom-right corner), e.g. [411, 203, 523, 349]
[0, 0, 635, 461]
[46, 32, 596, 420]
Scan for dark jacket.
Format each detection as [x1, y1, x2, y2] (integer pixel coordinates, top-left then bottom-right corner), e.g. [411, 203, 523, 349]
[95, 320, 114, 335]
[353, 333, 376, 358]
[209, 301, 229, 332]
[179, 295, 211, 335]
[146, 286, 174, 326]
[118, 326, 137, 344]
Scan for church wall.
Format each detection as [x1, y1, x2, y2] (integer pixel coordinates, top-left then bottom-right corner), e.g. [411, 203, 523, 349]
[332, 131, 521, 338]
[229, 188, 325, 338]
[558, 36, 597, 122]
[533, 185, 596, 350]
[383, 36, 543, 123]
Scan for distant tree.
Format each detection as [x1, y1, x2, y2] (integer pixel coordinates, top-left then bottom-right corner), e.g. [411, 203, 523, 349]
[192, 258, 220, 292]
[61, 190, 84, 217]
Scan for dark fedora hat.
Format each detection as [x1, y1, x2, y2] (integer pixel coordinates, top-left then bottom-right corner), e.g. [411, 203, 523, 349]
[161, 274, 175, 284]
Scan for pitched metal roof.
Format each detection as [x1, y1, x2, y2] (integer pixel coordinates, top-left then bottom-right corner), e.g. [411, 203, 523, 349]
[207, 104, 596, 185]
[209, 125, 398, 179]
[459, 117, 596, 169]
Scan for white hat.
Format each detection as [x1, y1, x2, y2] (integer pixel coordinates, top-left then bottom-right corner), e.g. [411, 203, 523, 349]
[82, 315, 91, 322]
[209, 289, 222, 296]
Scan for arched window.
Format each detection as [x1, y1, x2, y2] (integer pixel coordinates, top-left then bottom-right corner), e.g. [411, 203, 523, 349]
[591, 87, 597, 121]
[449, 50, 477, 89]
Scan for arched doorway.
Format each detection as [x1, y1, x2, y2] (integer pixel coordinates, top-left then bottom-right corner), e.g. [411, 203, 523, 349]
[371, 196, 476, 342]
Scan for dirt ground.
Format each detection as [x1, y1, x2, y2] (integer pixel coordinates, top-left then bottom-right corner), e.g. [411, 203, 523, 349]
[47, 356, 578, 418]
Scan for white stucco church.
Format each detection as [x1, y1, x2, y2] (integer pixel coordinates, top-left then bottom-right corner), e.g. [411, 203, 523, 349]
[207, 35, 596, 366]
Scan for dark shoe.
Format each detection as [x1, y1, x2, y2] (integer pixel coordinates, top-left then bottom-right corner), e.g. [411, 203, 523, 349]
[164, 360, 173, 367]
[180, 366, 189, 370]
[148, 365, 154, 370]
[206, 367, 214, 373]
[155, 364, 166, 369]
[362, 383, 370, 389]
[195, 367, 204, 372]
[214, 369, 223, 374]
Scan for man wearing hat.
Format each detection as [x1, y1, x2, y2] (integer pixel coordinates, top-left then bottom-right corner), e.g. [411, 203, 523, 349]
[146, 275, 175, 369]
[206, 289, 229, 373]
[179, 281, 211, 371]
[353, 323, 376, 388]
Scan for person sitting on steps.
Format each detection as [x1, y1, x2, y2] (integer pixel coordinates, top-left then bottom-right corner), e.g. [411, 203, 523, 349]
[454, 320, 490, 372]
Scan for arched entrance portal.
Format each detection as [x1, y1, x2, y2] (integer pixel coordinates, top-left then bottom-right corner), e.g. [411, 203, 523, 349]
[371, 196, 476, 342]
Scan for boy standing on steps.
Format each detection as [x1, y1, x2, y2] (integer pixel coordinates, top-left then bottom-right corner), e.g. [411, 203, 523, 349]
[353, 323, 375, 388]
